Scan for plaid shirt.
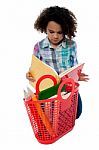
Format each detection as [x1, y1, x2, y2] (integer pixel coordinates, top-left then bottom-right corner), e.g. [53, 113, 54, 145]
[33, 37, 78, 74]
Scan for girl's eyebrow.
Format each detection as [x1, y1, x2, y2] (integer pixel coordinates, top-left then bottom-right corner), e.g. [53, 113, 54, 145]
[48, 29, 54, 32]
[48, 29, 62, 33]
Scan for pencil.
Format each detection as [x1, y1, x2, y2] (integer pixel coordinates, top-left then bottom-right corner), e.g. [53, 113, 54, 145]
[27, 87, 55, 137]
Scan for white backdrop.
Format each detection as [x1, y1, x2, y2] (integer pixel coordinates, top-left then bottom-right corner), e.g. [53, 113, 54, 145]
[0, 0, 99, 149]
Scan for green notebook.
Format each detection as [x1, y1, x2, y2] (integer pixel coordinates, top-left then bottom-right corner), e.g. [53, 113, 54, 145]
[38, 82, 66, 100]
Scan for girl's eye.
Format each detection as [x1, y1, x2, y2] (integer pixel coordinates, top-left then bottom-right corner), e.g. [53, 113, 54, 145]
[49, 30, 63, 34]
[58, 31, 63, 34]
[49, 31, 54, 33]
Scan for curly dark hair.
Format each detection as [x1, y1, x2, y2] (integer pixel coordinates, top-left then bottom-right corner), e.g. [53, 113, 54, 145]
[34, 6, 77, 39]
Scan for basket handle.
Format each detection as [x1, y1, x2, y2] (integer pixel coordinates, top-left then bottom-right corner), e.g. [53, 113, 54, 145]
[57, 78, 75, 110]
[36, 75, 57, 95]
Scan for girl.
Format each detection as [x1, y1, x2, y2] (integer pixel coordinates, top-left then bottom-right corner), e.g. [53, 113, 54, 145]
[26, 6, 89, 118]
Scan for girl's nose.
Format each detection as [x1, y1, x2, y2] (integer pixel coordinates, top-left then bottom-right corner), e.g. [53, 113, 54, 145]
[53, 33, 58, 38]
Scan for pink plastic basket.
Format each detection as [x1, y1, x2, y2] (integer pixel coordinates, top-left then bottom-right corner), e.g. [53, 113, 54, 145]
[24, 75, 79, 144]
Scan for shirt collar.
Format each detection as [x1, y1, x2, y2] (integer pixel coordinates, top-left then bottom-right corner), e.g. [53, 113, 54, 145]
[61, 39, 67, 48]
[41, 37, 50, 48]
[41, 37, 67, 49]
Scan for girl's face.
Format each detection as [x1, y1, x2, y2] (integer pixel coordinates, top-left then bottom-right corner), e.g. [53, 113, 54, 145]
[46, 21, 64, 47]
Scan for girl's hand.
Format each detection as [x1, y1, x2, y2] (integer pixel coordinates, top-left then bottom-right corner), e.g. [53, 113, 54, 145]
[78, 72, 89, 82]
[26, 71, 35, 82]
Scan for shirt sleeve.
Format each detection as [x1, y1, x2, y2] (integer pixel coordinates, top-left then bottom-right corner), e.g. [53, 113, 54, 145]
[33, 43, 41, 59]
[70, 41, 78, 67]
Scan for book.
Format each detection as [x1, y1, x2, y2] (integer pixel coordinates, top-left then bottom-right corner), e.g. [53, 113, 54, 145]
[29, 55, 60, 91]
[29, 55, 84, 91]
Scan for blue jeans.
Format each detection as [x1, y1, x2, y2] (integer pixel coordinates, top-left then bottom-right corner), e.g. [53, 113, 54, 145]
[76, 93, 82, 119]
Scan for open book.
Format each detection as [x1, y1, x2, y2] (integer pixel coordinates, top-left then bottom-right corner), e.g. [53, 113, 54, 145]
[29, 55, 84, 91]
